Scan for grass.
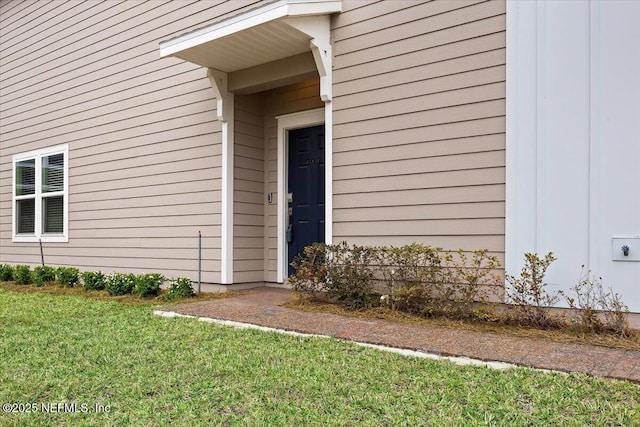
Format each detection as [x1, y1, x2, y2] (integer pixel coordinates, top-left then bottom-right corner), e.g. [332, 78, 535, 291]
[1, 289, 639, 426]
[285, 299, 640, 352]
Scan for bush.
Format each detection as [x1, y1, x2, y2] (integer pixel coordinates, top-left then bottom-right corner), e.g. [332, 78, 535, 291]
[134, 273, 165, 298]
[289, 243, 328, 301]
[377, 244, 449, 315]
[505, 252, 561, 328]
[323, 242, 380, 309]
[290, 242, 502, 315]
[163, 277, 195, 300]
[600, 290, 631, 337]
[290, 242, 384, 308]
[385, 247, 501, 319]
[33, 265, 56, 286]
[443, 249, 502, 318]
[105, 272, 136, 296]
[56, 267, 80, 288]
[0, 264, 14, 282]
[14, 265, 32, 285]
[81, 271, 106, 291]
[565, 267, 630, 336]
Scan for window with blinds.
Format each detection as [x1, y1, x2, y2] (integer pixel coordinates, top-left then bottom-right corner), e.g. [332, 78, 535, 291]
[12, 145, 68, 242]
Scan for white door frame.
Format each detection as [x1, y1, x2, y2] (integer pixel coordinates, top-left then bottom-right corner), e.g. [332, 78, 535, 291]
[276, 107, 330, 282]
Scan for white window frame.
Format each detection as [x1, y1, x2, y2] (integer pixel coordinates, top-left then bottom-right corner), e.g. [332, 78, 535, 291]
[12, 144, 69, 243]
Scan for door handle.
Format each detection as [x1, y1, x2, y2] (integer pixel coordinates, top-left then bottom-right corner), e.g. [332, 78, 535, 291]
[286, 224, 294, 243]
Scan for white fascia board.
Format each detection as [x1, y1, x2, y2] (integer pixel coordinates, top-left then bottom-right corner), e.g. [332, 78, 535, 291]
[159, 0, 341, 59]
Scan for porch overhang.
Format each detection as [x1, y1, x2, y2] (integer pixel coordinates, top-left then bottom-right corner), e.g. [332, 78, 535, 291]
[159, 0, 341, 101]
[159, 0, 340, 285]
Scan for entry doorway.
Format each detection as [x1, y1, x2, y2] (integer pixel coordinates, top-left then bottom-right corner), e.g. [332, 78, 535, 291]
[287, 125, 325, 276]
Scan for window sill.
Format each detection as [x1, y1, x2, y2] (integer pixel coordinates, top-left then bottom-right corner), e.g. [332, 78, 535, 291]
[12, 235, 69, 243]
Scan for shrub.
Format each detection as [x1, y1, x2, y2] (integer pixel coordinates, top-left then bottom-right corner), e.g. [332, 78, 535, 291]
[33, 265, 57, 287]
[565, 267, 630, 336]
[600, 289, 631, 337]
[134, 273, 165, 298]
[506, 252, 561, 328]
[14, 265, 32, 285]
[379, 246, 501, 319]
[290, 242, 503, 315]
[442, 249, 502, 318]
[565, 267, 604, 332]
[56, 267, 80, 288]
[289, 243, 328, 301]
[164, 277, 195, 300]
[81, 271, 106, 291]
[105, 272, 136, 296]
[323, 242, 380, 309]
[378, 243, 448, 314]
[0, 264, 15, 282]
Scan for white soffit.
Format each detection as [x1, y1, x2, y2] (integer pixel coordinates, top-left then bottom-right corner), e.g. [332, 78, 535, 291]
[159, 0, 342, 72]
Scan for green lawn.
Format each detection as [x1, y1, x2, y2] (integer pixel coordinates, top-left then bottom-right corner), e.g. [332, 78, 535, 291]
[1, 289, 638, 426]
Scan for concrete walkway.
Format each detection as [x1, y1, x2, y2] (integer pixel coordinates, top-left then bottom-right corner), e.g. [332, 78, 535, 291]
[164, 287, 640, 383]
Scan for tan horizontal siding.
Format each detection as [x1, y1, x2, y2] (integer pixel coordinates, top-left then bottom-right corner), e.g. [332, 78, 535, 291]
[334, 150, 504, 180]
[334, 99, 504, 139]
[334, 12, 505, 69]
[233, 92, 265, 283]
[71, 179, 222, 202]
[335, 168, 504, 195]
[332, 0, 488, 49]
[334, 82, 505, 125]
[1, 1, 113, 54]
[71, 194, 220, 213]
[1, 0, 263, 97]
[335, 63, 505, 109]
[332, 0, 506, 254]
[1, 0, 143, 83]
[2, 92, 216, 150]
[334, 32, 505, 87]
[334, 218, 504, 236]
[334, 134, 503, 164]
[0, 1, 85, 53]
[4, 245, 219, 261]
[332, 116, 504, 153]
[1, 67, 209, 134]
[336, 235, 505, 253]
[0, 0, 267, 283]
[333, 202, 505, 222]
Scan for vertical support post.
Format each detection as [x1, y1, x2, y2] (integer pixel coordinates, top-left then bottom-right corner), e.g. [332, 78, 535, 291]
[207, 68, 235, 285]
[324, 101, 332, 245]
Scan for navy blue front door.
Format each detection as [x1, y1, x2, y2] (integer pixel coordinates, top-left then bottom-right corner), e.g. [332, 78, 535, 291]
[288, 125, 325, 276]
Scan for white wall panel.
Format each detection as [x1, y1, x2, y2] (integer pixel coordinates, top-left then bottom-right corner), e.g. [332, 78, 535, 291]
[507, 0, 640, 311]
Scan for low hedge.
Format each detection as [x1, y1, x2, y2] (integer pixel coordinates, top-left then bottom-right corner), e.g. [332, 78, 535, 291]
[290, 243, 631, 336]
[0, 263, 195, 301]
[290, 242, 501, 317]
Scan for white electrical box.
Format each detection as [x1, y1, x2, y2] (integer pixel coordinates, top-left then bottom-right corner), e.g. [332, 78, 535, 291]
[612, 236, 640, 261]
